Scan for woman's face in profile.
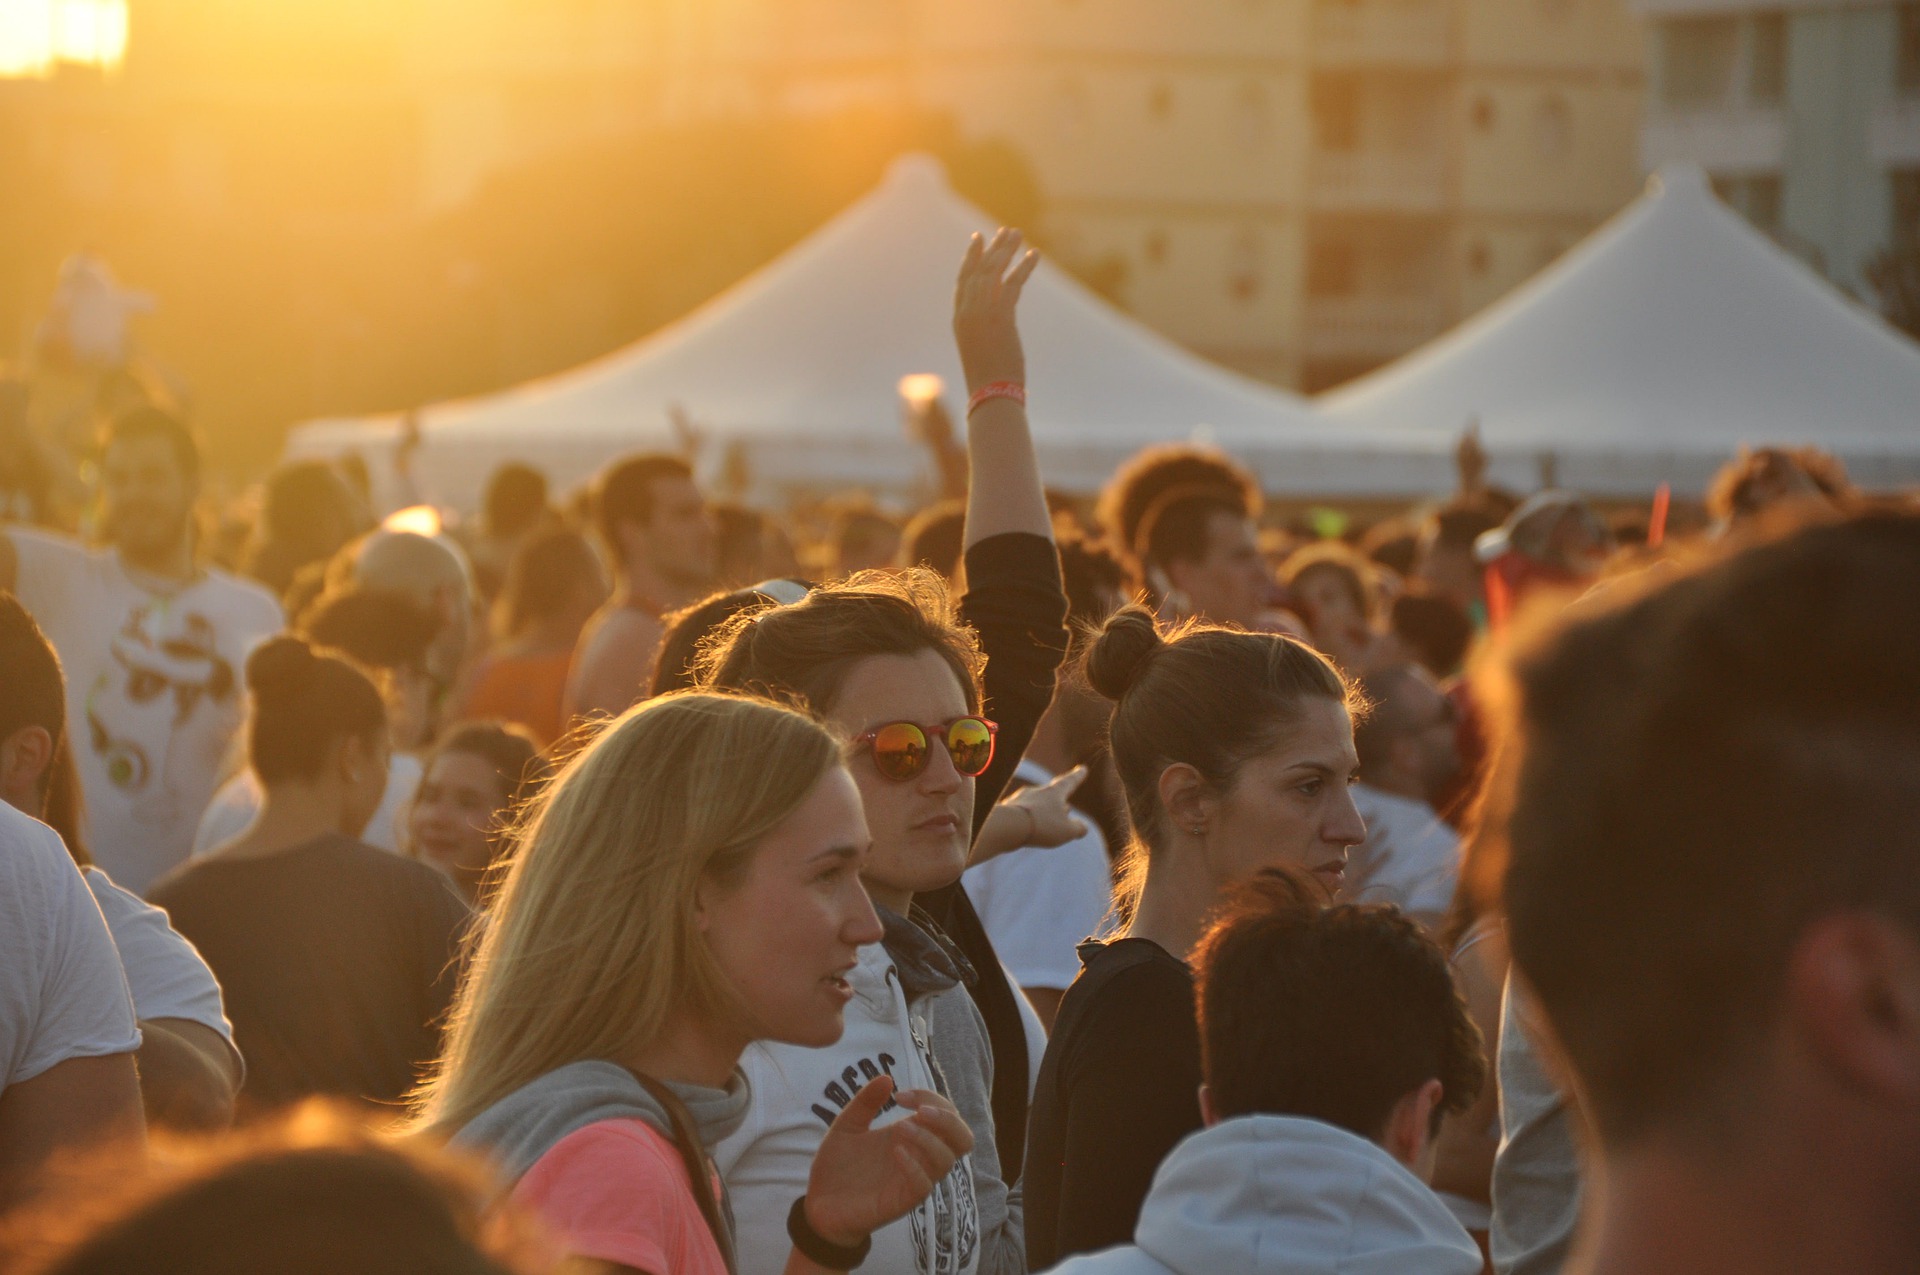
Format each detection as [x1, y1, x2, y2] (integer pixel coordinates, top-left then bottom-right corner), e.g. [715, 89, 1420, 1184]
[1200, 697, 1367, 896]
[700, 765, 882, 1049]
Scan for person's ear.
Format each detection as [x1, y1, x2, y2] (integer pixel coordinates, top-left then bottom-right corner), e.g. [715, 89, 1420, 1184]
[1198, 1083, 1220, 1129]
[0, 726, 54, 814]
[1158, 763, 1212, 840]
[1785, 912, 1920, 1110]
[337, 733, 380, 786]
[1382, 1078, 1446, 1175]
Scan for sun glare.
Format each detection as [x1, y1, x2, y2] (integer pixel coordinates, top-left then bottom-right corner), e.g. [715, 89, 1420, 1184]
[0, 0, 127, 78]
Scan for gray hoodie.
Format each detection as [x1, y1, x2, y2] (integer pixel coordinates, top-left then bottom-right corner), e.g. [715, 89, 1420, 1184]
[1045, 1115, 1483, 1275]
[450, 1058, 751, 1184]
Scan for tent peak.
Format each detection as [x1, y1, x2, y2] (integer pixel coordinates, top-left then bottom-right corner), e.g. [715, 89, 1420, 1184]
[1649, 162, 1711, 201]
[882, 151, 950, 193]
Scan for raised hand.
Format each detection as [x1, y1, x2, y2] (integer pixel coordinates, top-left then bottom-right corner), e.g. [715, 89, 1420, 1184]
[1003, 764, 1090, 848]
[803, 1076, 974, 1249]
[953, 228, 1040, 392]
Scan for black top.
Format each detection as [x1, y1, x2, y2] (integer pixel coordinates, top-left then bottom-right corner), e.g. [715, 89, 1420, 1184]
[917, 530, 1069, 1184]
[1024, 938, 1203, 1269]
[150, 832, 470, 1112]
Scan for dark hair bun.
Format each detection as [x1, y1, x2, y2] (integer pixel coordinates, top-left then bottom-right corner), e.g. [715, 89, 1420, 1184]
[1085, 605, 1164, 701]
[246, 635, 319, 702]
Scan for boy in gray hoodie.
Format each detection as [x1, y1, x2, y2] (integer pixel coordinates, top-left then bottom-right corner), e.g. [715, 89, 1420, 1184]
[1046, 871, 1485, 1275]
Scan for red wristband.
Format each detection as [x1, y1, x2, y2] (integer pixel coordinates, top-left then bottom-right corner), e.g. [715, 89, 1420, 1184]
[967, 381, 1026, 416]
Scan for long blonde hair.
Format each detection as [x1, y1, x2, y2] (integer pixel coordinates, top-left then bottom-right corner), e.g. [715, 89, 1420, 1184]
[412, 691, 842, 1136]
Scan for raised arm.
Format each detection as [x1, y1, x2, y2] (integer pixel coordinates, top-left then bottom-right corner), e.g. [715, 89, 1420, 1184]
[954, 229, 1050, 546]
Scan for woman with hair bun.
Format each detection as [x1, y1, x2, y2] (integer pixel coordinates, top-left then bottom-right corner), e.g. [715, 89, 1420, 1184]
[150, 637, 470, 1113]
[1023, 606, 1369, 1269]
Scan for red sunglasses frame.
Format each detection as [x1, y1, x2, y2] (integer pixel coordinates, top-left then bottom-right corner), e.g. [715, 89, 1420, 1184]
[850, 716, 1000, 781]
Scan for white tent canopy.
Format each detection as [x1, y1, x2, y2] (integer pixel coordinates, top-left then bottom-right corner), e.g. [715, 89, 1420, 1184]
[1319, 164, 1920, 495]
[287, 154, 1443, 511]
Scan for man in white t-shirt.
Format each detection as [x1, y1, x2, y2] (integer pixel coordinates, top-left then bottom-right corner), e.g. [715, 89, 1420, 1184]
[0, 591, 242, 1129]
[1344, 665, 1464, 934]
[0, 800, 144, 1205]
[0, 409, 283, 894]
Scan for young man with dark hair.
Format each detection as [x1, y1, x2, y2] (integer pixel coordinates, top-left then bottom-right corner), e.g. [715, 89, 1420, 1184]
[0, 594, 241, 1131]
[0, 408, 283, 893]
[1499, 512, 1920, 1275]
[1135, 488, 1272, 630]
[1049, 871, 1485, 1274]
[566, 452, 715, 719]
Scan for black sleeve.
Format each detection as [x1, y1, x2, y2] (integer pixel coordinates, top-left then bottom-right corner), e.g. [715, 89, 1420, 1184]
[959, 531, 1070, 840]
[910, 532, 1067, 1187]
[1051, 968, 1204, 1261]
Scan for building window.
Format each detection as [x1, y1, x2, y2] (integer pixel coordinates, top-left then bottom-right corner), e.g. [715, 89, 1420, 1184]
[1712, 173, 1783, 231]
[1148, 81, 1175, 120]
[1233, 80, 1273, 151]
[1466, 239, 1491, 276]
[1535, 94, 1573, 159]
[1312, 75, 1362, 151]
[1052, 77, 1091, 143]
[1748, 13, 1786, 105]
[1228, 228, 1263, 302]
[1307, 238, 1359, 297]
[1900, 6, 1920, 94]
[1661, 17, 1739, 108]
[1470, 95, 1497, 132]
[1144, 228, 1170, 265]
[1891, 168, 1920, 233]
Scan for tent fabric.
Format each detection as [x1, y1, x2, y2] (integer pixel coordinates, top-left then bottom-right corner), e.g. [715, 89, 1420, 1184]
[1318, 164, 1920, 495]
[286, 154, 1445, 511]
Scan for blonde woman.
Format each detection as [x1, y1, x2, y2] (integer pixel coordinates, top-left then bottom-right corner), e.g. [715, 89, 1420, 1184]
[414, 692, 974, 1275]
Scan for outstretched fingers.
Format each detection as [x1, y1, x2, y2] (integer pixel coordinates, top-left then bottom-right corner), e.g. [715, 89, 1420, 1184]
[894, 1089, 974, 1157]
[1004, 248, 1040, 301]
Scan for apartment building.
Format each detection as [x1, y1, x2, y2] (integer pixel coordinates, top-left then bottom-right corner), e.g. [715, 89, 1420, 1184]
[1640, 0, 1920, 296]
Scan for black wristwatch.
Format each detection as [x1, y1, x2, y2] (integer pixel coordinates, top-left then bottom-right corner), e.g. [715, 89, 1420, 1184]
[787, 1195, 872, 1271]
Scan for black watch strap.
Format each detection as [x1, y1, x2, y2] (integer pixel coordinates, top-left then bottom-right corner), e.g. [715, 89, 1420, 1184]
[787, 1195, 871, 1271]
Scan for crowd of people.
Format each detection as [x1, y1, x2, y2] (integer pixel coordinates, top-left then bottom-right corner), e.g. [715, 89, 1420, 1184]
[0, 224, 1914, 1275]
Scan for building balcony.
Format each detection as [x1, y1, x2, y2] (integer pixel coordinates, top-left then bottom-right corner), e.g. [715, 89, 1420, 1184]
[1312, 0, 1451, 66]
[1641, 105, 1785, 173]
[1301, 294, 1448, 360]
[1309, 149, 1448, 212]
[1870, 97, 1920, 166]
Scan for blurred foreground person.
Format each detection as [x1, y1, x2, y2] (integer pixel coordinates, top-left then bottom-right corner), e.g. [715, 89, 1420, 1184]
[407, 722, 547, 905]
[5, 1105, 553, 1275]
[1025, 608, 1367, 1269]
[1, 595, 240, 1131]
[1342, 665, 1462, 933]
[1499, 513, 1920, 1275]
[459, 529, 608, 746]
[0, 409, 283, 894]
[415, 693, 973, 1275]
[567, 454, 716, 720]
[1047, 871, 1484, 1275]
[151, 638, 468, 1112]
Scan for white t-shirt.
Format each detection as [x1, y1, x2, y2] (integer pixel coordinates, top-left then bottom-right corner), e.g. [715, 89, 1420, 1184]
[0, 804, 140, 1089]
[192, 752, 421, 857]
[1344, 784, 1461, 933]
[7, 529, 283, 894]
[962, 760, 1117, 991]
[82, 866, 239, 1074]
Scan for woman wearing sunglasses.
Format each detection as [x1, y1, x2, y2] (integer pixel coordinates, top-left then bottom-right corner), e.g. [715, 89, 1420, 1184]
[413, 692, 975, 1275]
[695, 229, 1068, 1275]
